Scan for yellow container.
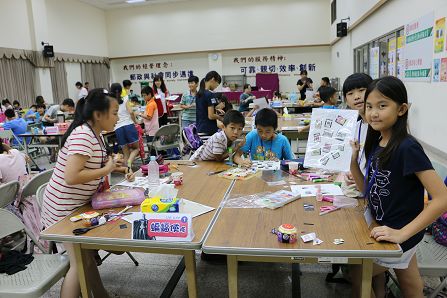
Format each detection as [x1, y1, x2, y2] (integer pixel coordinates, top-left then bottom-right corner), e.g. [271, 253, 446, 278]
[140, 197, 180, 213]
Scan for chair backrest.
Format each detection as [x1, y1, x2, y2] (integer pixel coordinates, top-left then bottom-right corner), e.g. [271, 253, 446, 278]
[0, 180, 20, 208]
[0, 209, 25, 239]
[36, 182, 48, 208]
[0, 129, 25, 150]
[0, 129, 14, 141]
[20, 169, 53, 201]
[154, 124, 180, 139]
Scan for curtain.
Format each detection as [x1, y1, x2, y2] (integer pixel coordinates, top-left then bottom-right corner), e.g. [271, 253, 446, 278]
[0, 57, 36, 108]
[81, 62, 110, 90]
[50, 61, 69, 103]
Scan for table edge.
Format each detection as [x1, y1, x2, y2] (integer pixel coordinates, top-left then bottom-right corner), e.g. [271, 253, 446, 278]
[201, 245, 403, 258]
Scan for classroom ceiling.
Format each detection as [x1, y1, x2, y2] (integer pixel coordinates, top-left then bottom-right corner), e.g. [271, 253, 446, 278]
[78, 0, 189, 9]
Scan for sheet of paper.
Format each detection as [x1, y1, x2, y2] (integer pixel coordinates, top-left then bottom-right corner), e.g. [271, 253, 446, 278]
[251, 160, 280, 171]
[290, 184, 344, 197]
[115, 177, 170, 190]
[304, 109, 358, 172]
[252, 97, 270, 110]
[166, 95, 179, 101]
[121, 199, 214, 224]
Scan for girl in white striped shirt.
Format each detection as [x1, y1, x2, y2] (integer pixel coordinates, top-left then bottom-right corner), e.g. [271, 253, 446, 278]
[41, 88, 134, 298]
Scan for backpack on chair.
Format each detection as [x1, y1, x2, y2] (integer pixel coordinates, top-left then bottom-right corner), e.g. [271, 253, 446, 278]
[181, 124, 203, 155]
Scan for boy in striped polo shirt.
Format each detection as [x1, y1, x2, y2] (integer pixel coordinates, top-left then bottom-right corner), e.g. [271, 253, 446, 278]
[190, 110, 246, 163]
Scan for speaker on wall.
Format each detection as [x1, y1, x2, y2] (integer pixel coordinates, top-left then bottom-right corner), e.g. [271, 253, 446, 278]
[43, 45, 54, 58]
[336, 22, 347, 37]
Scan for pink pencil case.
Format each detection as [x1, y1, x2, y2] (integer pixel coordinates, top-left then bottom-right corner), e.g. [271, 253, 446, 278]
[91, 188, 145, 209]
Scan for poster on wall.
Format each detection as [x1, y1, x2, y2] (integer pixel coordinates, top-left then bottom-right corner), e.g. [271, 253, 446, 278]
[434, 17, 446, 53]
[369, 47, 380, 79]
[433, 58, 440, 82]
[404, 12, 434, 82]
[432, 7, 447, 83]
[388, 38, 397, 76]
[440, 58, 447, 82]
[397, 36, 405, 79]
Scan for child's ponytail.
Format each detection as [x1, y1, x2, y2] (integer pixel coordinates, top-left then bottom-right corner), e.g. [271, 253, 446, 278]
[197, 78, 206, 98]
[61, 88, 116, 148]
[197, 71, 222, 98]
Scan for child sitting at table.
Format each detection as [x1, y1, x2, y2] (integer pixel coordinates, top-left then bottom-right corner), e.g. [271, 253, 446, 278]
[25, 105, 38, 123]
[234, 108, 294, 165]
[238, 84, 255, 113]
[319, 86, 338, 109]
[1, 108, 28, 145]
[0, 138, 27, 184]
[41, 88, 135, 298]
[190, 110, 245, 162]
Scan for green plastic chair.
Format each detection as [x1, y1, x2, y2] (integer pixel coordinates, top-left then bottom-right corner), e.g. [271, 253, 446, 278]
[0, 209, 69, 298]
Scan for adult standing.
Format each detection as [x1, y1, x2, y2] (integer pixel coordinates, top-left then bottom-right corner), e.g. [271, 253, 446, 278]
[296, 70, 313, 100]
[75, 82, 88, 102]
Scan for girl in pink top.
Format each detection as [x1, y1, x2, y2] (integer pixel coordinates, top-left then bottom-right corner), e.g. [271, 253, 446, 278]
[0, 139, 27, 184]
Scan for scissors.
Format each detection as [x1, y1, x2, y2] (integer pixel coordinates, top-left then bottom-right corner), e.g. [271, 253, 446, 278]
[72, 222, 106, 235]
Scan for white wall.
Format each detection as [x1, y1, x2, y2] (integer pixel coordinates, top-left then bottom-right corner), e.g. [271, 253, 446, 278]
[0, 0, 33, 50]
[65, 62, 82, 101]
[45, 0, 108, 56]
[332, 0, 447, 153]
[110, 46, 332, 95]
[105, 0, 330, 57]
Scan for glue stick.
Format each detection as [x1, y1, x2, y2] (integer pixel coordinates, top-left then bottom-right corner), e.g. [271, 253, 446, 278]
[315, 185, 323, 202]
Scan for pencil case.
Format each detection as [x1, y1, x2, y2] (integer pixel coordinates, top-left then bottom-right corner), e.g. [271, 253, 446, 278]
[91, 188, 145, 209]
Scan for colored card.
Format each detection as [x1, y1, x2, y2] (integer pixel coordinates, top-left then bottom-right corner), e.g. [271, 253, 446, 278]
[433, 59, 441, 82]
[441, 58, 447, 82]
[434, 18, 446, 54]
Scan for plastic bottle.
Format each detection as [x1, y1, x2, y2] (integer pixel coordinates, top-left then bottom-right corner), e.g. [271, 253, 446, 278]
[315, 185, 323, 202]
[147, 156, 160, 190]
[228, 147, 233, 165]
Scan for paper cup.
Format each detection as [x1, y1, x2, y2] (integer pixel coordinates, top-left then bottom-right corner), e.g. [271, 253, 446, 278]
[288, 162, 299, 175]
[171, 172, 183, 186]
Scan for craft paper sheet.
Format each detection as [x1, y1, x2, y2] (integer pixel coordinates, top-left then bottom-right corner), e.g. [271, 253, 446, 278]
[291, 184, 344, 198]
[304, 109, 358, 172]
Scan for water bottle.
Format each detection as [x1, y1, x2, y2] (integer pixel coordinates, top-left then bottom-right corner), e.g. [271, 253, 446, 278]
[147, 156, 160, 190]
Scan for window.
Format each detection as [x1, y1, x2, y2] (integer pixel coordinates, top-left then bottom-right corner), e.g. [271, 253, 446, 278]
[353, 27, 404, 77]
[331, 0, 337, 24]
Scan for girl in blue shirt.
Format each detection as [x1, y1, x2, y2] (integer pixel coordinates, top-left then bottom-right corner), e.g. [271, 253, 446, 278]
[349, 76, 447, 297]
[196, 71, 222, 136]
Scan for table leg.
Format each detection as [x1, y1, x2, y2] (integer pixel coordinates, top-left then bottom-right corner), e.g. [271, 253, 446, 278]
[227, 255, 238, 298]
[184, 250, 198, 298]
[292, 263, 301, 298]
[360, 258, 373, 298]
[73, 243, 92, 298]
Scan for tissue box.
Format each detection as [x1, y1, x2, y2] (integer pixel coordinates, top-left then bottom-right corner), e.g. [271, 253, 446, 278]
[140, 197, 180, 213]
[55, 122, 69, 133]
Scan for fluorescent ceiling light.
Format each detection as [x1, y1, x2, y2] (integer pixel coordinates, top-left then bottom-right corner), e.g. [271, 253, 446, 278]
[126, 0, 146, 3]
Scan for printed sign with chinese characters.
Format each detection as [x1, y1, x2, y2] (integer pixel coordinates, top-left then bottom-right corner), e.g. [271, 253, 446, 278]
[131, 213, 194, 242]
[404, 12, 434, 82]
